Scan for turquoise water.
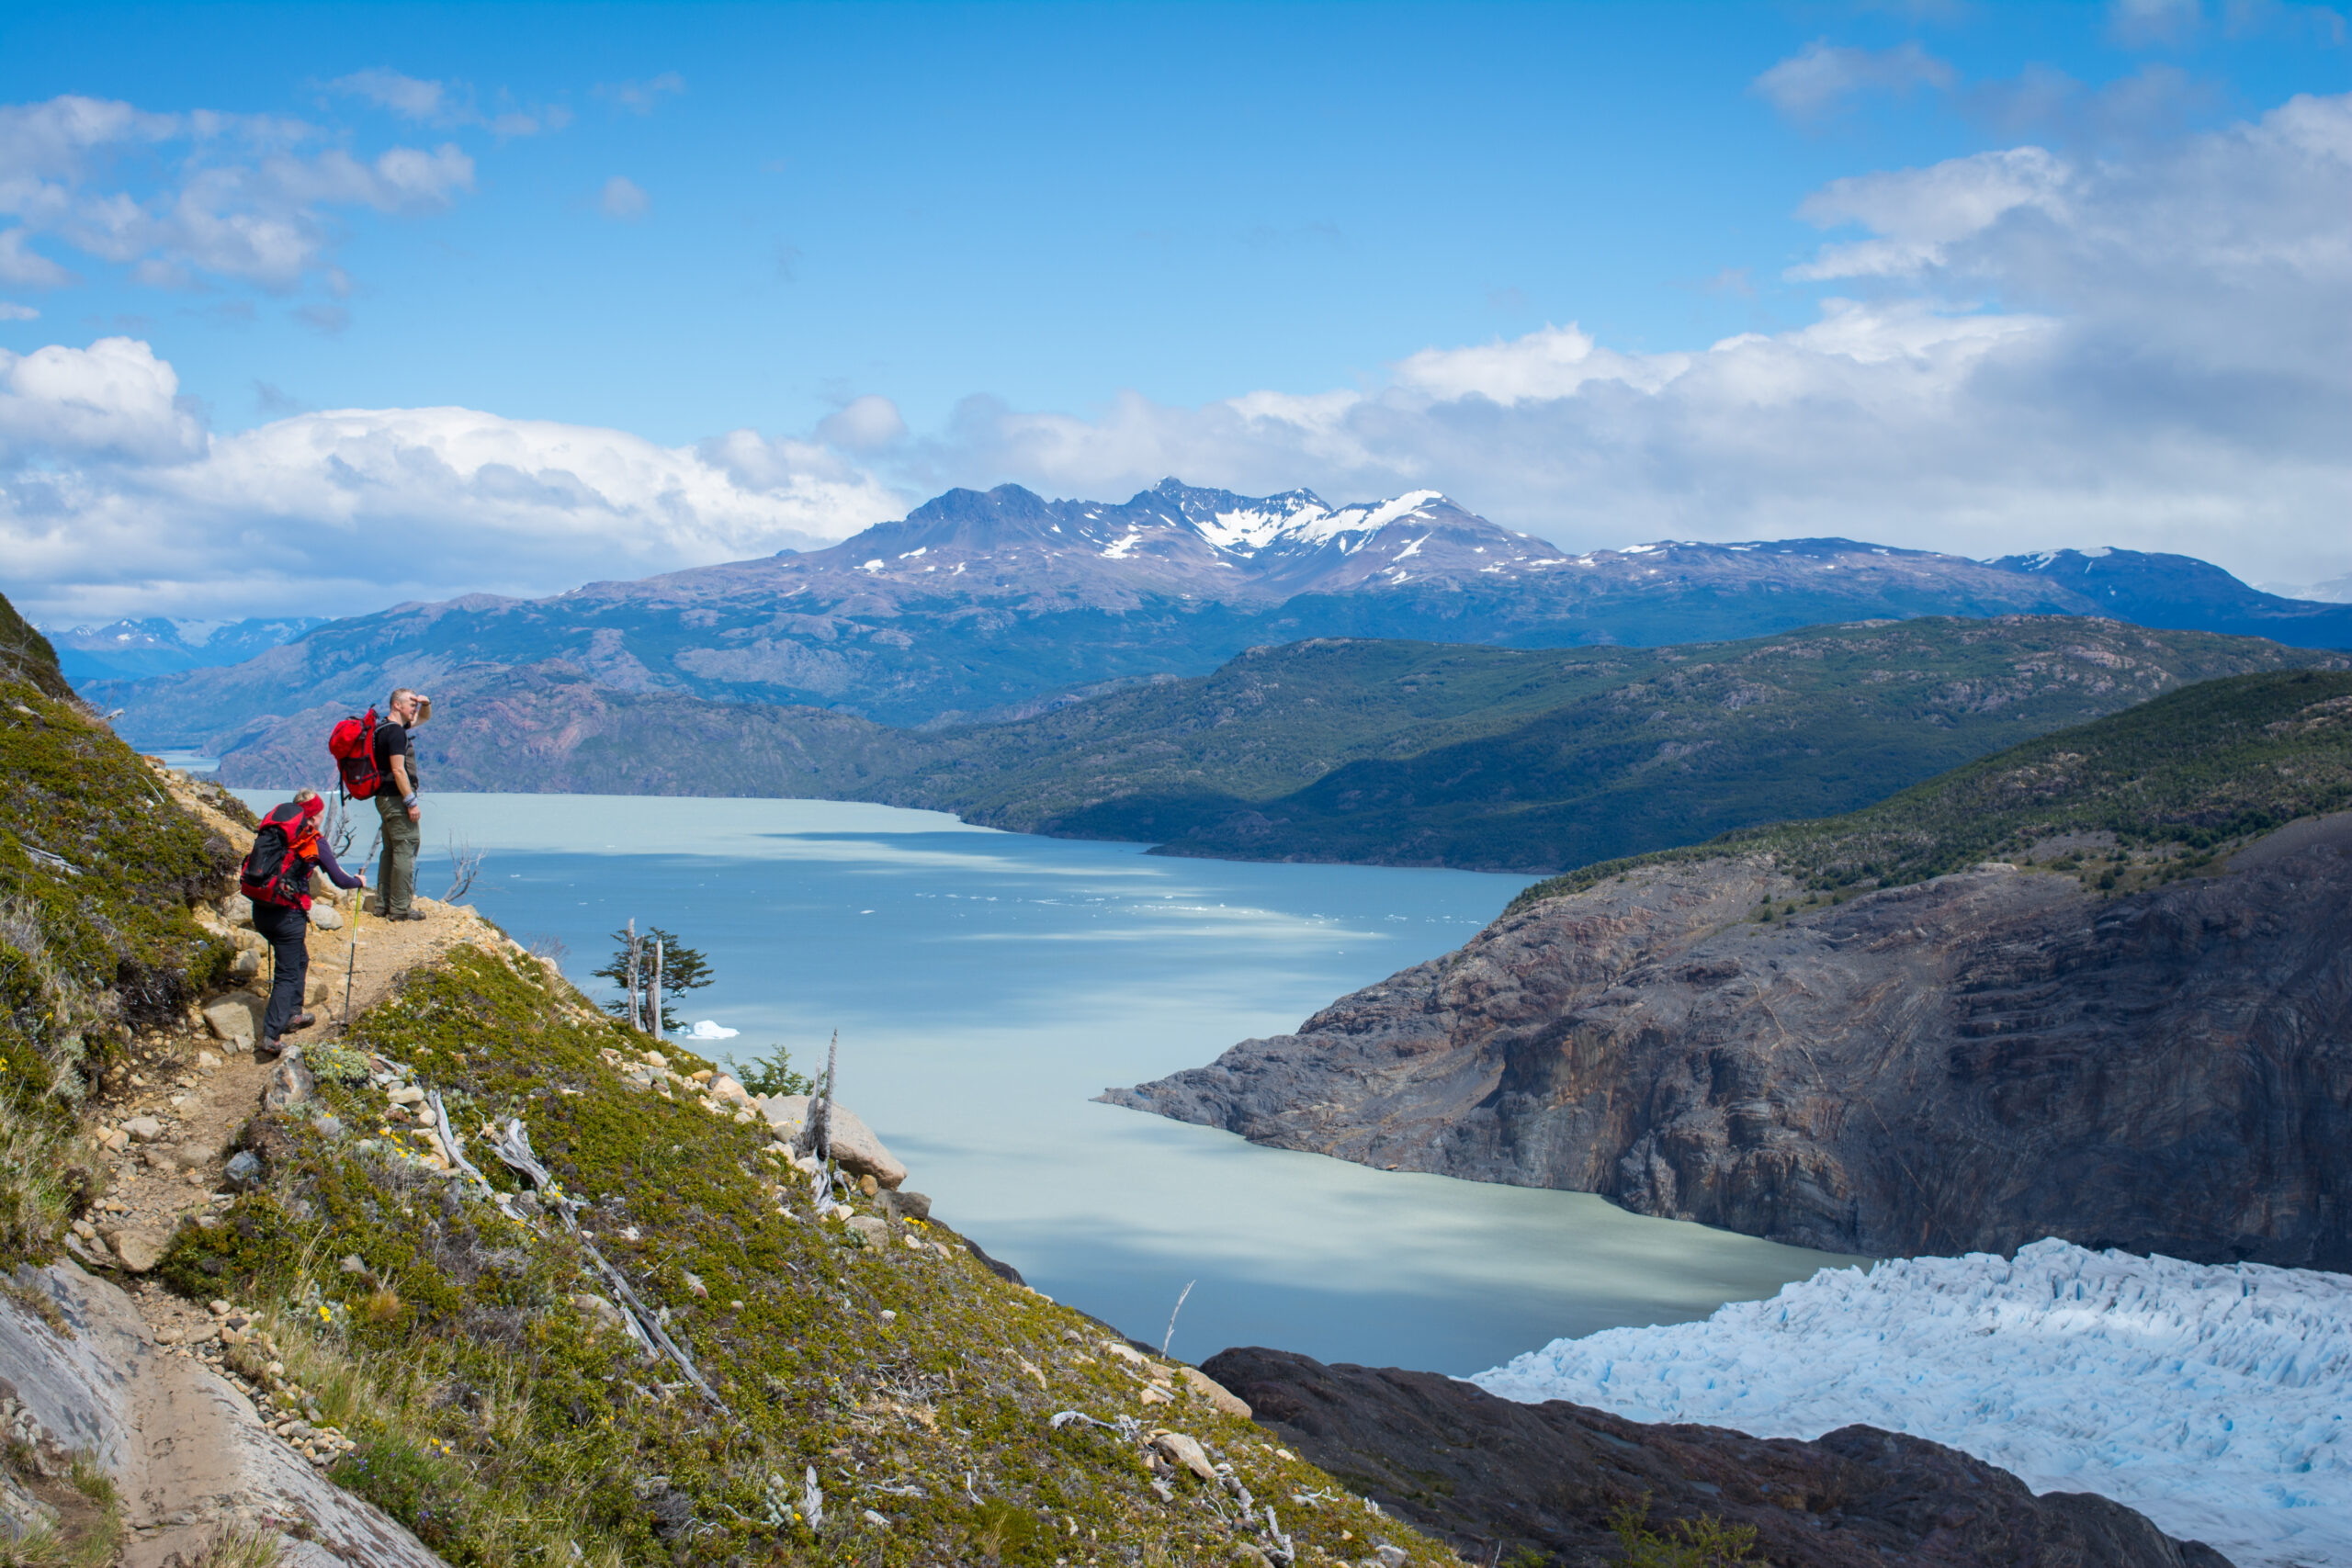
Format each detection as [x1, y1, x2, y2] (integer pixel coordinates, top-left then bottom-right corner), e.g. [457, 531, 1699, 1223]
[241, 790, 1857, 1375]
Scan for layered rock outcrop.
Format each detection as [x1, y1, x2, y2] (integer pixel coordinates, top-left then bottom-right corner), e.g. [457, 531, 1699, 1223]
[1107, 818, 2352, 1266]
[1204, 1347, 2233, 1568]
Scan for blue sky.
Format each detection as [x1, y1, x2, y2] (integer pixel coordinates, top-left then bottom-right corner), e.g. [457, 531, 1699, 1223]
[2, 1, 2348, 621]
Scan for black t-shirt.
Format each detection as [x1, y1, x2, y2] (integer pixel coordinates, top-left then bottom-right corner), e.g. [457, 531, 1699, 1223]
[373, 718, 419, 795]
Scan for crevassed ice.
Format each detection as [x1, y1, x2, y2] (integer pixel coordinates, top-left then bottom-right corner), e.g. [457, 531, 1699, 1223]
[1471, 1238, 2352, 1568]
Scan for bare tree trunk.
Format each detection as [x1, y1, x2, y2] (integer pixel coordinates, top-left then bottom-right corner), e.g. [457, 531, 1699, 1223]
[651, 938, 663, 1043]
[625, 918, 639, 1032]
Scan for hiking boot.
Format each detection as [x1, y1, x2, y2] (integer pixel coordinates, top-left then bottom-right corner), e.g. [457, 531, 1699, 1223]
[288, 1011, 318, 1032]
[256, 1037, 282, 1061]
[397, 910, 428, 921]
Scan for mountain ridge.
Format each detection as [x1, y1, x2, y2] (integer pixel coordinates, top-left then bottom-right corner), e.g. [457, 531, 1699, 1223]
[203, 618, 2345, 880]
[78, 478, 2352, 754]
[1102, 669, 2352, 1269]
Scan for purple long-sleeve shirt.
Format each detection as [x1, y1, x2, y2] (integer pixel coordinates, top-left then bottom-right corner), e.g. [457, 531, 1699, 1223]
[313, 831, 365, 890]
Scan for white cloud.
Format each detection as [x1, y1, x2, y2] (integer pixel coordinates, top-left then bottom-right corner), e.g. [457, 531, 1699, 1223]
[325, 69, 571, 138]
[0, 229, 69, 287]
[907, 93, 2352, 590]
[0, 92, 475, 294]
[597, 175, 649, 220]
[0, 344, 909, 621]
[8, 91, 2349, 622]
[0, 337, 204, 464]
[329, 69, 448, 121]
[818, 394, 908, 451]
[0, 301, 36, 321]
[1789, 146, 2068, 278]
[1753, 39, 1956, 119]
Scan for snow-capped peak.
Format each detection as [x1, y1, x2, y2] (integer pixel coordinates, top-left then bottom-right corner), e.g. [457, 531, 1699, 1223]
[1195, 488, 1453, 556]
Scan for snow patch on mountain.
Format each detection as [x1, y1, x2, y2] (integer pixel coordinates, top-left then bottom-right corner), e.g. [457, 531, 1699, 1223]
[1197, 502, 1330, 554]
[1471, 1239, 2351, 1568]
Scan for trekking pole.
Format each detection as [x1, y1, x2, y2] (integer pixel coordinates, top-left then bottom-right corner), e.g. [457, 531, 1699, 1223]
[343, 883, 363, 1031]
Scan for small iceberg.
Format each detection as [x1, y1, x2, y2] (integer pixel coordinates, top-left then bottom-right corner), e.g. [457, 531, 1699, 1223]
[684, 1020, 739, 1040]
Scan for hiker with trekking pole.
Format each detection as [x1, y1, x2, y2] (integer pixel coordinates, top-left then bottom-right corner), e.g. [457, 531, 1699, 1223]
[327, 687, 431, 921]
[238, 788, 366, 1059]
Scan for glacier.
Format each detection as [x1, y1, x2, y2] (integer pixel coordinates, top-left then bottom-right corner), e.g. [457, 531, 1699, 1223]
[1471, 1239, 2352, 1568]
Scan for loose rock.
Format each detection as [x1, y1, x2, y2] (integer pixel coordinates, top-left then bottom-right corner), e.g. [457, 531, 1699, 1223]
[1150, 1430, 1217, 1482]
[101, 1224, 168, 1273]
[263, 1056, 314, 1111]
[1178, 1366, 1253, 1419]
[202, 995, 262, 1051]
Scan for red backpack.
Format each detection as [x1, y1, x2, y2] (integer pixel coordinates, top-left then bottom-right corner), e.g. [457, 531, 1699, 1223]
[328, 707, 383, 799]
[241, 803, 320, 908]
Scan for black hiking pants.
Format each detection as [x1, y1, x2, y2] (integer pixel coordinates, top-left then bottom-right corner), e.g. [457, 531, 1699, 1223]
[252, 898, 310, 1043]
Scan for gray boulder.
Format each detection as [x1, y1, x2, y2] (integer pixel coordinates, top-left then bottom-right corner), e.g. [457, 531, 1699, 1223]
[201, 996, 261, 1052]
[757, 1094, 907, 1190]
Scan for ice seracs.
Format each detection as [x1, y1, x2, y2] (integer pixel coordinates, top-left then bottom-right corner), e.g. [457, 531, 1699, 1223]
[1471, 1238, 2352, 1568]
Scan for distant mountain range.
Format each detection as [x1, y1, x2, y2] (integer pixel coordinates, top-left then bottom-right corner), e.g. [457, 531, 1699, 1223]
[44, 616, 327, 682]
[204, 618, 2340, 874]
[86, 479, 2352, 761]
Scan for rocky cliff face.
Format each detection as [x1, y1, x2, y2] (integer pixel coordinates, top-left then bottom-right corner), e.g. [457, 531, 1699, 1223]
[1106, 818, 2352, 1267]
[1202, 1346, 2233, 1568]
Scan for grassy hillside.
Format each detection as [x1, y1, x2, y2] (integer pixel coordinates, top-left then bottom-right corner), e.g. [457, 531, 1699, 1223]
[1509, 668, 2352, 911]
[0, 591, 74, 701]
[1, 589, 240, 1266]
[159, 944, 1456, 1568]
[892, 617, 2339, 871]
[0, 575, 1456, 1566]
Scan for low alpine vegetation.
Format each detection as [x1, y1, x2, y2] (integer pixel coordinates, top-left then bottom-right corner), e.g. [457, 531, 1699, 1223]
[161, 942, 1454, 1567]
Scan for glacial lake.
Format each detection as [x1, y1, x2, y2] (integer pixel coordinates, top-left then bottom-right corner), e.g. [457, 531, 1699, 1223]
[235, 790, 1858, 1375]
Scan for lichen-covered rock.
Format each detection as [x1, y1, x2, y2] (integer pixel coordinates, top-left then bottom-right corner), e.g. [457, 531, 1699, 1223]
[262, 1056, 313, 1111]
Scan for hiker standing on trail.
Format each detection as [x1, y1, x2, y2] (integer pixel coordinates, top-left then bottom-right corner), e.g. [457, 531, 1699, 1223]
[373, 686, 428, 920]
[241, 788, 365, 1058]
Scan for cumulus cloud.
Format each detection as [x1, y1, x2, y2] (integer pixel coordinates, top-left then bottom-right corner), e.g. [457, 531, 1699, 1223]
[905, 92, 2352, 590]
[597, 175, 649, 220]
[0, 344, 909, 621]
[1753, 39, 1955, 119]
[0, 300, 37, 321]
[0, 337, 205, 464]
[9, 90, 2349, 621]
[0, 93, 475, 294]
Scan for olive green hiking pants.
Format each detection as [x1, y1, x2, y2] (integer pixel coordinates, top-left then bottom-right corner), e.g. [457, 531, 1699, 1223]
[376, 793, 421, 916]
